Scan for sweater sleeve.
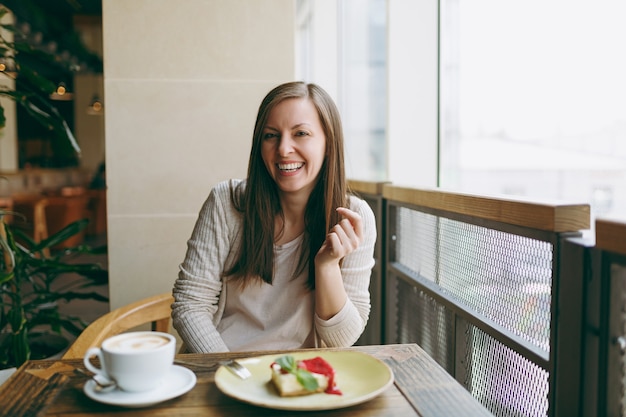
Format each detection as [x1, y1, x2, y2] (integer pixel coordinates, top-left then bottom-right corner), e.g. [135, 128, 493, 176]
[171, 181, 240, 353]
[314, 196, 376, 347]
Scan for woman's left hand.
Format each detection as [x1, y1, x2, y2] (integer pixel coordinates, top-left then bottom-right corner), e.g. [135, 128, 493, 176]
[315, 207, 364, 265]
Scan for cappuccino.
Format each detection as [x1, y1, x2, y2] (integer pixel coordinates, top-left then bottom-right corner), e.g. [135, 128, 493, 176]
[105, 333, 171, 353]
[84, 331, 176, 392]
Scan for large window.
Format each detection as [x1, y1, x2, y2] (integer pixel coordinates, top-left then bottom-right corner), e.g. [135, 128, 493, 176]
[298, 0, 626, 223]
[440, 0, 626, 222]
[338, 0, 387, 181]
[296, 0, 387, 181]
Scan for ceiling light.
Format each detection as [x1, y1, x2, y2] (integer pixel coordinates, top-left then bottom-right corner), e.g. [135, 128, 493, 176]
[49, 82, 73, 101]
[86, 94, 104, 116]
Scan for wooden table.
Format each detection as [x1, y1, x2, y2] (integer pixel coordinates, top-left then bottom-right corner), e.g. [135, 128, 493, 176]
[12, 190, 92, 249]
[0, 343, 494, 416]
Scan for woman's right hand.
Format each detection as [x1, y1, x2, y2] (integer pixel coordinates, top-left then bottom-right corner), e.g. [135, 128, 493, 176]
[315, 207, 364, 266]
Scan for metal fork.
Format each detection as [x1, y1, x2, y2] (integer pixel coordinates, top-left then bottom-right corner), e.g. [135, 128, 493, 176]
[174, 359, 251, 380]
[219, 359, 251, 380]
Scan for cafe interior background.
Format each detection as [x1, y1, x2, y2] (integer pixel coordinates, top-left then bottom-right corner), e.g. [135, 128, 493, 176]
[0, 0, 624, 384]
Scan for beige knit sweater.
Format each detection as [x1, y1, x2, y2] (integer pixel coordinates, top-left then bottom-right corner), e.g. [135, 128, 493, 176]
[172, 179, 376, 353]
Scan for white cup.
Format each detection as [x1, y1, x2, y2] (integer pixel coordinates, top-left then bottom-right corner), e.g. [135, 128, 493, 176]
[83, 331, 176, 392]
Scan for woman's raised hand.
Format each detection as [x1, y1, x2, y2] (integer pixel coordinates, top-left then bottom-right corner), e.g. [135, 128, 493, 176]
[315, 207, 364, 265]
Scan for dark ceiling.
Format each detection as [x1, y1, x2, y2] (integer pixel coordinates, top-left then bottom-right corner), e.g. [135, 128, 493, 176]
[1, 0, 103, 74]
[1, 0, 102, 36]
[1, 0, 102, 17]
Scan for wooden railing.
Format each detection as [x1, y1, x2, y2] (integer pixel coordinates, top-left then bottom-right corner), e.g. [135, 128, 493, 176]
[381, 185, 589, 232]
[596, 218, 626, 255]
[349, 180, 596, 417]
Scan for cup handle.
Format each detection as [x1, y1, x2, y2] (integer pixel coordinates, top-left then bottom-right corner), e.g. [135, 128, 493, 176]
[84, 347, 107, 378]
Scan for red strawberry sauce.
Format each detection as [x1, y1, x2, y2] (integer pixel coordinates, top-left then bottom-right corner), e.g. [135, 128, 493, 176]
[299, 357, 342, 395]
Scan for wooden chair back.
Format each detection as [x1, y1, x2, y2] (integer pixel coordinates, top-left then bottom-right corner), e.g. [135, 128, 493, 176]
[62, 292, 174, 359]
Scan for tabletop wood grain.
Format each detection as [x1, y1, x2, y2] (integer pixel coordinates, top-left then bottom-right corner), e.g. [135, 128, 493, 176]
[0, 343, 494, 417]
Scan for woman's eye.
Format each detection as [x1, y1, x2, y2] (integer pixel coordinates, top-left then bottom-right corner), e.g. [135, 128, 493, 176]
[263, 132, 278, 140]
[295, 130, 310, 137]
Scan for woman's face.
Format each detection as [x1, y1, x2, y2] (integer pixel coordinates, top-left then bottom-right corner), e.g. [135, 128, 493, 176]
[261, 98, 327, 200]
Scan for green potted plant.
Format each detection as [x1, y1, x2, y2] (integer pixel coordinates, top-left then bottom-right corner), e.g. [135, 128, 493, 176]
[0, 1, 107, 369]
[0, 209, 108, 369]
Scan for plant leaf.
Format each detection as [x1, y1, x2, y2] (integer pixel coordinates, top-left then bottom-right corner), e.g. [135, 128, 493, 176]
[11, 331, 30, 367]
[295, 368, 319, 391]
[275, 355, 296, 372]
[35, 290, 108, 304]
[0, 270, 14, 285]
[56, 317, 88, 336]
[33, 219, 88, 251]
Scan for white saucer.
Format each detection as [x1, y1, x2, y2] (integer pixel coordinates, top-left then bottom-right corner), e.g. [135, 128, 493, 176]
[83, 365, 196, 408]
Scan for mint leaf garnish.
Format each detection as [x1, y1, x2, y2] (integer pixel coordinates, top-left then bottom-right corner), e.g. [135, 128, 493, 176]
[275, 355, 319, 392]
[295, 368, 319, 391]
[275, 355, 296, 372]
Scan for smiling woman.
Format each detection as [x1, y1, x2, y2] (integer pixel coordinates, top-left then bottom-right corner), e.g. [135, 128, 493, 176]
[172, 81, 377, 355]
[261, 97, 327, 203]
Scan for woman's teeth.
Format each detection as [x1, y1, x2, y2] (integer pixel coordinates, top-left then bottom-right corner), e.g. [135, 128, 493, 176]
[278, 163, 303, 172]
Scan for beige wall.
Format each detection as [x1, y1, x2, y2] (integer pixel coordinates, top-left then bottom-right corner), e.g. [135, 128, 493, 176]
[102, 0, 296, 308]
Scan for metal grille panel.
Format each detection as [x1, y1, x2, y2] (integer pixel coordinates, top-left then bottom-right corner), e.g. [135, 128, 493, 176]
[465, 326, 549, 417]
[395, 207, 553, 351]
[397, 279, 455, 372]
[396, 209, 439, 281]
[394, 277, 549, 416]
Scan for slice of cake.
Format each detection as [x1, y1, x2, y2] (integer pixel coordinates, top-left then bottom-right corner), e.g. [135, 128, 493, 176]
[270, 355, 341, 397]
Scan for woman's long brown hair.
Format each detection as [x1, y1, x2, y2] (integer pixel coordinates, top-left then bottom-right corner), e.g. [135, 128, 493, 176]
[226, 81, 347, 289]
